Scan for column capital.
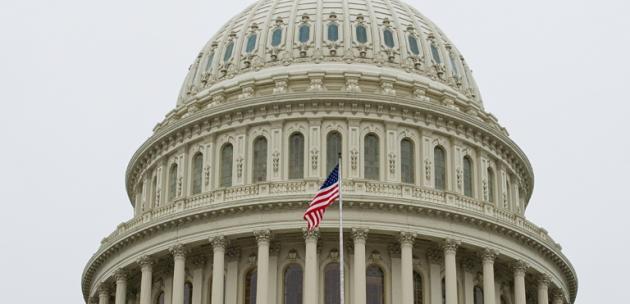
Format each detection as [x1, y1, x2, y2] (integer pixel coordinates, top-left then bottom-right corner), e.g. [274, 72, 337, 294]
[137, 255, 154, 268]
[512, 260, 529, 276]
[399, 232, 417, 245]
[210, 235, 227, 250]
[89, 296, 99, 304]
[426, 247, 442, 265]
[351, 227, 369, 242]
[552, 289, 565, 303]
[480, 248, 499, 264]
[254, 229, 272, 245]
[270, 242, 281, 256]
[441, 239, 461, 255]
[461, 256, 476, 273]
[114, 269, 128, 282]
[537, 274, 551, 287]
[226, 246, 241, 262]
[302, 227, 320, 241]
[97, 283, 110, 296]
[388, 243, 401, 258]
[189, 255, 207, 267]
[169, 243, 188, 259]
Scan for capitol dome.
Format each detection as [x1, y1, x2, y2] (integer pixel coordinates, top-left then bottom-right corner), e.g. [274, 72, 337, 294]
[82, 1, 577, 304]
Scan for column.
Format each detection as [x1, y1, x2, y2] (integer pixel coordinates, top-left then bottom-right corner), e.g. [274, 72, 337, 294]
[138, 256, 154, 304]
[254, 229, 271, 304]
[462, 258, 475, 304]
[389, 244, 402, 304]
[512, 261, 528, 304]
[552, 289, 565, 304]
[224, 247, 241, 304]
[268, 244, 280, 303]
[98, 284, 110, 304]
[481, 249, 498, 304]
[114, 269, 127, 304]
[303, 228, 320, 304]
[170, 244, 188, 304]
[210, 236, 227, 304]
[442, 239, 460, 304]
[537, 275, 550, 304]
[426, 248, 442, 304]
[190, 256, 206, 304]
[400, 232, 416, 304]
[352, 228, 368, 304]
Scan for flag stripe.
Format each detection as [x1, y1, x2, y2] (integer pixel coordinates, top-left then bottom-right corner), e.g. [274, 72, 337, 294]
[303, 164, 340, 231]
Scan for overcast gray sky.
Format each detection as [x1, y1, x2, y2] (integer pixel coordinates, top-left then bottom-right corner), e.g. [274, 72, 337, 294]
[0, 0, 627, 302]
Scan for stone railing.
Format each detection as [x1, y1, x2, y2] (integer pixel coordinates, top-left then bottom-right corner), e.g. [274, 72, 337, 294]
[100, 180, 559, 252]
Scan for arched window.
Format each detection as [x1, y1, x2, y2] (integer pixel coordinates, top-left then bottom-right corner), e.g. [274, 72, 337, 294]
[220, 144, 233, 187]
[156, 291, 165, 304]
[463, 156, 473, 197]
[271, 28, 283, 47]
[366, 265, 384, 304]
[184, 282, 193, 304]
[324, 263, 340, 304]
[401, 139, 415, 184]
[430, 43, 441, 64]
[487, 167, 495, 203]
[327, 132, 342, 174]
[356, 25, 368, 43]
[474, 286, 484, 304]
[299, 24, 310, 43]
[223, 41, 234, 63]
[245, 269, 257, 304]
[168, 163, 178, 201]
[383, 29, 395, 48]
[253, 137, 268, 182]
[192, 153, 203, 195]
[413, 272, 423, 304]
[151, 175, 157, 207]
[205, 52, 214, 72]
[408, 35, 420, 56]
[289, 133, 305, 179]
[284, 264, 303, 304]
[245, 34, 257, 53]
[328, 23, 339, 42]
[434, 146, 446, 190]
[364, 134, 379, 180]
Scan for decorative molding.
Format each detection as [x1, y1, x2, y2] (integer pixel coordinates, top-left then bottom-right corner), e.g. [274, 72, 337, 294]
[169, 243, 187, 258]
[399, 232, 416, 245]
[254, 229, 272, 244]
[137, 255, 154, 268]
[210, 235, 227, 250]
[114, 269, 127, 282]
[388, 243, 401, 258]
[351, 228, 369, 242]
[512, 260, 529, 276]
[480, 248, 499, 264]
[426, 247, 442, 265]
[442, 239, 460, 255]
[302, 227, 320, 241]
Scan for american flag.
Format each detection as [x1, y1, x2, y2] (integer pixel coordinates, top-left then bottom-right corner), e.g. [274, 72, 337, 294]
[303, 164, 340, 231]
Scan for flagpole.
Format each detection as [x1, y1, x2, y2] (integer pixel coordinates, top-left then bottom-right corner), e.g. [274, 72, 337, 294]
[338, 153, 345, 304]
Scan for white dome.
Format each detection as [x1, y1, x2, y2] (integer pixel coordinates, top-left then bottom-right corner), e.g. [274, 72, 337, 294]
[176, 0, 482, 107]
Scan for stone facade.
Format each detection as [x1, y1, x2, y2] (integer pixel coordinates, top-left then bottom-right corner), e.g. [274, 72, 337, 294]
[81, 0, 577, 304]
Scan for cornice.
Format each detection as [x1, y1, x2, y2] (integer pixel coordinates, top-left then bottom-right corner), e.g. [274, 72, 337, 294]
[81, 192, 576, 303]
[125, 92, 534, 205]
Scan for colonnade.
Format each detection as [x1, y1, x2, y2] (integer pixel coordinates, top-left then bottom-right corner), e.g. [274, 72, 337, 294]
[92, 229, 566, 304]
